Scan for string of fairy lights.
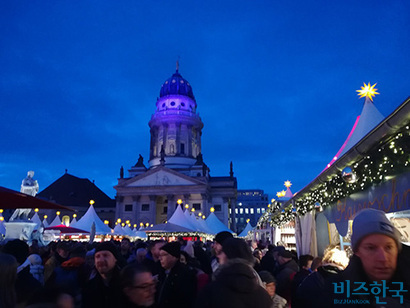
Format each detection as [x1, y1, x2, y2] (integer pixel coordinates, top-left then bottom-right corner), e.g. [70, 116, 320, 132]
[259, 84, 409, 227]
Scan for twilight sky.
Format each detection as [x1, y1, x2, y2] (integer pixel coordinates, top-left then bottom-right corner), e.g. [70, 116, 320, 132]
[1, 1, 409, 199]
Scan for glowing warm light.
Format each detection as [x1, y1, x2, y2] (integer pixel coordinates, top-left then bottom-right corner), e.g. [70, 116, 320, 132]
[121, 223, 125, 227]
[133, 224, 137, 228]
[140, 222, 144, 227]
[145, 223, 149, 226]
[44, 215, 48, 219]
[246, 218, 250, 223]
[210, 207, 215, 213]
[73, 214, 77, 218]
[104, 220, 109, 225]
[281, 190, 286, 197]
[117, 218, 121, 223]
[202, 215, 205, 219]
[271, 199, 275, 203]
[34, 208, 39, 212]
[191, 208, 195, 212]
[356, 82, 379, 102]
[284, 181, 292, 188]
[126, 220, 130, 224]
[0, 217, 4, 221]
[198, 212, 202, 217]
[276, 192, 282, 198]
[56, 211, 60, 216]
[89, 199, 95, 205]
[177, 199, 182, 205]
[267, 204, 271, 208]
[185, 204, 189, 209]
[150, 224, 153, 227]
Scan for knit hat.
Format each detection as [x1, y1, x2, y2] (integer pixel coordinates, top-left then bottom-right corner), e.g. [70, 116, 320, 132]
[2, 239, 29, 265]
[258, 270, 276, 284]
[214, 231, 233, 245]
[278, 249, 293, 259]
[351, 208, 402, 252]
[160, 241, 181, 258]
[95, 242, 119, 260]
[222, 237, 254, 264]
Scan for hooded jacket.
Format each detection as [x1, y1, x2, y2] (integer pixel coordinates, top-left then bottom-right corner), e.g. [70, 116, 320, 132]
[195, 259, 272, 308]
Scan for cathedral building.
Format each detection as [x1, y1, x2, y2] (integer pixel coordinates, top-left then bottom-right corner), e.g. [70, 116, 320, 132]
[114, 66, 238, 231]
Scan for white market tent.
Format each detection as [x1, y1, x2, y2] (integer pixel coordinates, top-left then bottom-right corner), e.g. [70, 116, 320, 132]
[42, 218, 49, 228]
[70, 217, 77, 225]
[70, 204, 112, 235]
[293, 94, 387, 256]
[168, 206, 197, 231]
[206, 212, 233, 234]
[48, 214, 61, 227]
[30, 212, 42, 230]
[113, 224, 128, 236]
[238, 221, 254, 238]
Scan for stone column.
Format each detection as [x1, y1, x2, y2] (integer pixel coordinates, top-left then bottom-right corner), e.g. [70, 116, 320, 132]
[167, 194, 175, 221]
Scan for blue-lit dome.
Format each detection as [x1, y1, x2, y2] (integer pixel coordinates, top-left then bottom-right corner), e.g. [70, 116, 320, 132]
[159, 70, 195, 101]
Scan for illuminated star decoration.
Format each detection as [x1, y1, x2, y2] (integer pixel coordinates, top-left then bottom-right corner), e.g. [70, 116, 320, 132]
[284, 180, 292, 188]
[356, 82, 379, 102]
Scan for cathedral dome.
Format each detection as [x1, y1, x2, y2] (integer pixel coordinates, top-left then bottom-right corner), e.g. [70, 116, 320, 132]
[159, 70, 195, 101]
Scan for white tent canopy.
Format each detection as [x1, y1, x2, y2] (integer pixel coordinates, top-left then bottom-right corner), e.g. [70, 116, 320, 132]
[48, 215, 61, 227]
[206, 212, 233, 234]
[168, 206, 197, 230]
[113, 224, 127, 236]
[71, 205, 112, 235]
[238, 221, 254, 237]
[30, 212, 42, 230]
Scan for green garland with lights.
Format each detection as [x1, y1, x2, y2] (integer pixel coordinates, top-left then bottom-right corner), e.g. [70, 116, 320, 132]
[258, 125, 409, 227]
[294, 126, 410, 216]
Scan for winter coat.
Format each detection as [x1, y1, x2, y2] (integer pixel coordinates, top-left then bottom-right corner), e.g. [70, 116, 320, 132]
[81, 266, 123, 308]
[156, 261, 197, 308]
[274, 259, 299, 302]
[295, 265, 341, 308]
[195, 259, 273, 308]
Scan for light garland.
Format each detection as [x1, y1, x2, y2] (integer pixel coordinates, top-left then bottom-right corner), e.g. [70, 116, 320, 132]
[259, 125, 409, 227]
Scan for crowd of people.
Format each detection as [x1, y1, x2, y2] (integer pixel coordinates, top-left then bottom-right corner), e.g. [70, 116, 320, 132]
[0, 208, 409, 308]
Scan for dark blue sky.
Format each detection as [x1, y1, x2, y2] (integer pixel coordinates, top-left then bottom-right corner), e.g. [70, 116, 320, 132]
[1, 1, 409, 199]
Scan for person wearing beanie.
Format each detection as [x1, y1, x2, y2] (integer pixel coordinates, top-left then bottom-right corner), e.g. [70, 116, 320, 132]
[82, 241, 123, 308]
[274, 249, 299, 303]
[258, 270, 287, 308]
[195, 237, 273, 308]
[156, 241, 197, 308]
[332, 209, 410, 307]
[211, 231, 233, 273]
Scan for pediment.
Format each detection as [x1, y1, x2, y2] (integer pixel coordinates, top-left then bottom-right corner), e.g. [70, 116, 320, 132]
[126, 168, 202, 187]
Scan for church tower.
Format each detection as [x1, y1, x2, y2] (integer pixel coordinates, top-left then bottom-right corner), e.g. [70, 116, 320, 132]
[148, 63, 204, 169]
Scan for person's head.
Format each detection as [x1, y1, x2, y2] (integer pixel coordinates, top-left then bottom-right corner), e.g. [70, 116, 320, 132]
[121, 264, 156, 307]
[121, 237, 131, 252]
[299, 254, 314, 270]
[272, 246, 285, 261]
[277, 249, 293, 265]
[159, 242, 181, 270]
[310, 257, 322, 272]
[351, 209, 401, 281]
[56, 241, 70, 259]
[180, 250, 191, 265]
[321, 247, 349, 271]
[2, 239, 29, 265]
[213, 231, 233, 257]
[151, 240, 166, 261]
[94, 242, 119, 277]
[258, 270, 277, 298]
[69, 244, 86, 259]
[253, 249, 263, 260]
[136, 248, 147, 263]
[221, 237, 254, 266]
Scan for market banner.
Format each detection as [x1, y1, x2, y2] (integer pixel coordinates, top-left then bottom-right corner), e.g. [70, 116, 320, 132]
[323, 171, 410, 236]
